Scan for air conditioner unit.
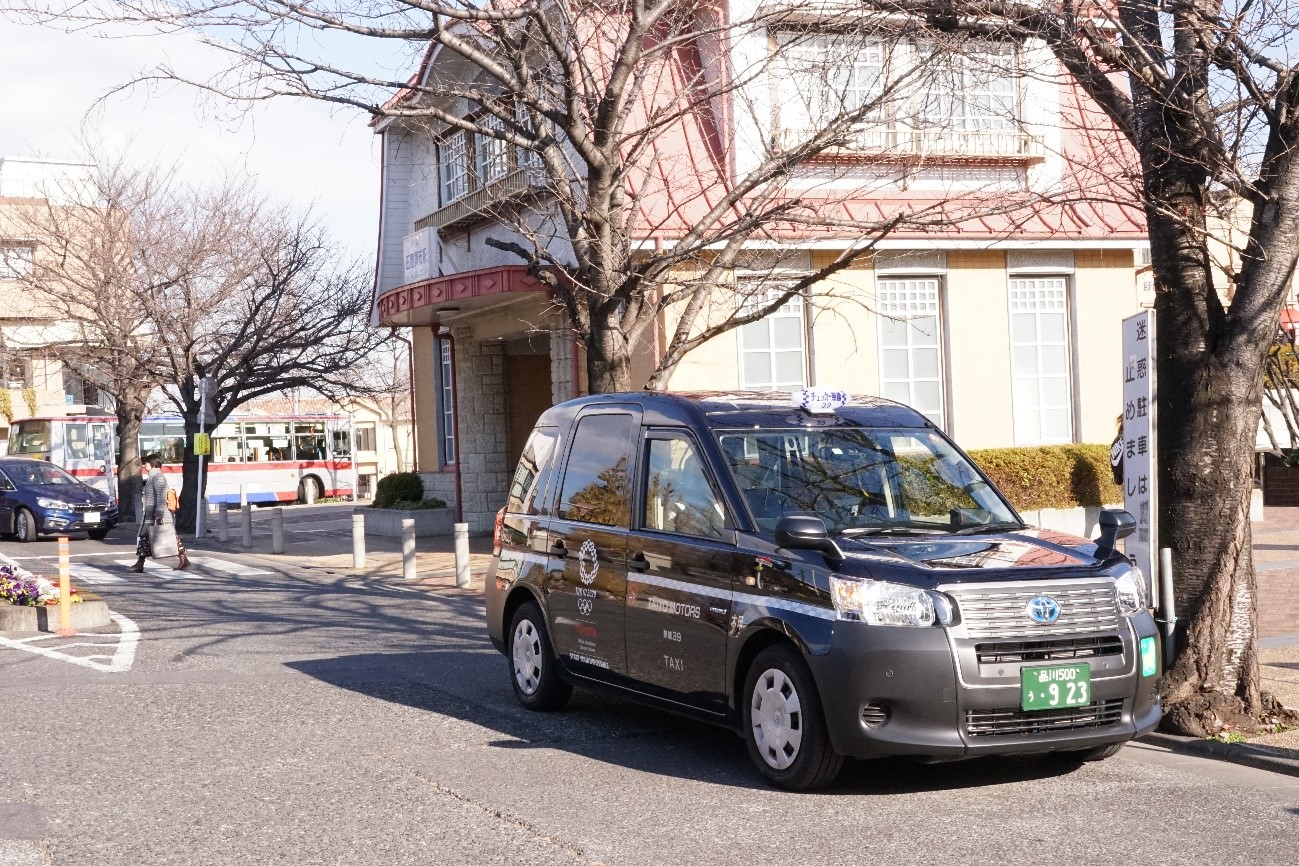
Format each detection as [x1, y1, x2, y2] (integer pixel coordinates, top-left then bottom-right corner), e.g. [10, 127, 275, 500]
[5, 381, 23, 389]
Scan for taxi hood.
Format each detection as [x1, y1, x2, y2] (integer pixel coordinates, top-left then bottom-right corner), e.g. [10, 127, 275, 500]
[837, 528, 1104, 572]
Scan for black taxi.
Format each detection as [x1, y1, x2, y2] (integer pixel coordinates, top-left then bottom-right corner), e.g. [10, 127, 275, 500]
[485, 390, 1162, 790]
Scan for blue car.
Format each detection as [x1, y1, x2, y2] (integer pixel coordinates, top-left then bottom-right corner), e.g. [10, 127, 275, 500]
[0, 457, 120, 542]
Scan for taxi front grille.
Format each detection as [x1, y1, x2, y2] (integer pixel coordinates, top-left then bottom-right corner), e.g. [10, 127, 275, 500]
[975, 635, 1124, 665]
[948, 585, 1121, 639]
[964, 699, 1124, 737]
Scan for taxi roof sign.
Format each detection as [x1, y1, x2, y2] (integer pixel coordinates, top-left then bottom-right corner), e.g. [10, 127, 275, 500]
[793, 387, 848, 415]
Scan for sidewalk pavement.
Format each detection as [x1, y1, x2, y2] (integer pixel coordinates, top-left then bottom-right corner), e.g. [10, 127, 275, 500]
[191, 503, 1299, 774]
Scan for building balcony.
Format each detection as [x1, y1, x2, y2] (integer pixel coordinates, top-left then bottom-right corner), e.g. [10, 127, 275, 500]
[416, 166, 547, 234]
[778, 126, 1046, 163]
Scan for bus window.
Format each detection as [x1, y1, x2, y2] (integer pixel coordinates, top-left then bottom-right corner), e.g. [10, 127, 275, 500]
[212, 422, 243, 462]
[91, 425, 112, 461]
[8, 420, 50, 455]
[331, 429, 351, 459]
[294, 422, 326, 461]
[140, 421, 185, 464]
[243, 421, 290, 462]
[65, 423, 91, 459]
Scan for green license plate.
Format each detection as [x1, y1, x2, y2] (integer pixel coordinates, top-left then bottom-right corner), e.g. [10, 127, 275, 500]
[1020, 664, 1091, 711]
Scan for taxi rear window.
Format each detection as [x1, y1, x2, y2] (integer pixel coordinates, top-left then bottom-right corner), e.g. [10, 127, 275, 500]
[506, 426, 559, 515]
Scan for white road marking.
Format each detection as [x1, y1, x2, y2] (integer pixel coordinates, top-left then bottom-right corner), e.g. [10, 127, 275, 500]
[186, 557, 273, 576]
[6, 551, 131, 561]
[0, 611, 139, 672]
[112, 559, 191, 578]
[68, 564, 126, 585]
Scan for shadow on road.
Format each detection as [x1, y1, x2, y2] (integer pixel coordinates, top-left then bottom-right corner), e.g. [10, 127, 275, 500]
[286, 648, 1085, 793]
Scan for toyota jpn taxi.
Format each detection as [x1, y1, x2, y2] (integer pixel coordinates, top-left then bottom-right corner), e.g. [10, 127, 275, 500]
[485, 390, 1161, 790]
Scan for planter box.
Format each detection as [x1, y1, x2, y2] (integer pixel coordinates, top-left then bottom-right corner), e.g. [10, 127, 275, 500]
[360, 507, 455, 537]
[0, 592, 111, 633]
[1017, 504, 1123, 538]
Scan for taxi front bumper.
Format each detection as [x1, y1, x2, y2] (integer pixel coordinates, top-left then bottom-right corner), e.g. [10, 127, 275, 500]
[807, 615, 1162, 760]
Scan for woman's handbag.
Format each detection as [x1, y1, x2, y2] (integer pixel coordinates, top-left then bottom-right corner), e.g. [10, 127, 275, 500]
[147, 521, 180, 559]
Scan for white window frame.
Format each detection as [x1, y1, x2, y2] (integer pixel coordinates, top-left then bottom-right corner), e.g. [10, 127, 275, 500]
[439, 132, 469, 205]
[736, 281, 808, 392]
[0, 246, 33, 281]
[1009, 277, 1074, 445]
[876, 277, 947, 429]
[438, 338, 456, 465]
[475, 113, 510, 186]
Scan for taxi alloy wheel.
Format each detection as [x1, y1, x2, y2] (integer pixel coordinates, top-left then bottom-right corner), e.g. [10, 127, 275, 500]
[508, 601, 572, 711]
[742, 644, 843, 791]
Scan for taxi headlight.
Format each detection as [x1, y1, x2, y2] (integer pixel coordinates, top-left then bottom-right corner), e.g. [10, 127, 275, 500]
[1114, 566, 1147, 616]
[829, 575, 950, 626]
[36, 497, 72, 510]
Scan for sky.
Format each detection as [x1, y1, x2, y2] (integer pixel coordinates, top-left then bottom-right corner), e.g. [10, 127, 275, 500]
[0, 15, 392, 261]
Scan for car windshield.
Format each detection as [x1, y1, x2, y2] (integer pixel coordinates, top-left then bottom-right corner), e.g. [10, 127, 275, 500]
[717, 427, 1019, 534]
[4, 461, 80, 487]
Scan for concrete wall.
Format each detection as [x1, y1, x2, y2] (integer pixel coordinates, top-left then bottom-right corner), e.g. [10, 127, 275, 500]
[411, 326, 441, 472]
[946, 250, 1015, 449]
[1073, 248, 1137, 443]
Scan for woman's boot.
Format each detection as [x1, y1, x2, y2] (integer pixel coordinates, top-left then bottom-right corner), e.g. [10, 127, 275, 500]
[129, 558, 145, 573]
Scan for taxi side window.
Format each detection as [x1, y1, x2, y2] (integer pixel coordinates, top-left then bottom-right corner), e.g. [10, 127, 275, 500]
[0, 471, 12, 491]
[556, 414, 635, 527]
[506, 427, 559, 515]
[643, 436, 725, 540]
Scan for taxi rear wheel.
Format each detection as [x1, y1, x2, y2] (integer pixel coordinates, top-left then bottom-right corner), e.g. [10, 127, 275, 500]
[743, 644, 843, 791]
[508, 602, 572, 711]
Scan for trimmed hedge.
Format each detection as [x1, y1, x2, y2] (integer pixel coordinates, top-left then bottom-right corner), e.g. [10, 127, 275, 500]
[372, 472, 427, 508]
[968, 444, 1120, 512]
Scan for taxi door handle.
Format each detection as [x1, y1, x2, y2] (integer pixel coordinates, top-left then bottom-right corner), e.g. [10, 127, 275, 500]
[627, 552, 650, 573]
[550, 540, 568, 558]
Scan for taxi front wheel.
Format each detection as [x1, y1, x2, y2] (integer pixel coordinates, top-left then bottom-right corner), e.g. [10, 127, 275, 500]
[743, 644, 843, 791]
[508, 602, 572, 711]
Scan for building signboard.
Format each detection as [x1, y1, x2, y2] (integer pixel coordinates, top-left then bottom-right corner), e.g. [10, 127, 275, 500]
[403, 228, 434, 285]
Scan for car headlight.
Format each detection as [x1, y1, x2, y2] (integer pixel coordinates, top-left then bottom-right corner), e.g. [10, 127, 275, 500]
[36, 497, 72, 510]
[1114, 566, 1147, 616]
[829, 575, 952, 626]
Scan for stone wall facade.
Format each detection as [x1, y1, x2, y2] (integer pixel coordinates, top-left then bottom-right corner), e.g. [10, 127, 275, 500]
[448, 326, 512, 532]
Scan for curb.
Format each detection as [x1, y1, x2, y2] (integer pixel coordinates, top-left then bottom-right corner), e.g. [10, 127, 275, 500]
[1139, 731, 1299, 778]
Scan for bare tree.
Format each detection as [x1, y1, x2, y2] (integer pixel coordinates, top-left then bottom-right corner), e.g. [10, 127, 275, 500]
[4, 156, 184, 517]
[137, 192, 384, 530]
[851, 0, 1299, 734]
[17, 0, 1080, 393]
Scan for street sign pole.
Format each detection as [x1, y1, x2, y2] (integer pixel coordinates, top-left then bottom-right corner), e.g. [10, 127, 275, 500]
[195, 377, 211, 541]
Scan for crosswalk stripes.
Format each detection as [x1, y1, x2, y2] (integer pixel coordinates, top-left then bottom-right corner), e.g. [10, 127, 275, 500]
[113, 559, 192, 578]
[68, 563, 126, 585]
[187, 556, 273, 577]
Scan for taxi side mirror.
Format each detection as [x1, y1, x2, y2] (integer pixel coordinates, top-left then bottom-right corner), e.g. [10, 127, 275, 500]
[1095, 509, 1136, 560]
[774, 514, 843, 568]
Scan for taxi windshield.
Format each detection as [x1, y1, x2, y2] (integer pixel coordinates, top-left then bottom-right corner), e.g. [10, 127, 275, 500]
[717, 427, 1020, 534]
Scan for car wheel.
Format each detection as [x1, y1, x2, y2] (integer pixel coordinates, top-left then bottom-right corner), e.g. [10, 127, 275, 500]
[1053, 742, 1125, 762]
[743, 644, 843, 791]
[508, 601, 572, 711]
[87, 527, 111, 541]
[14, 508, 38, 543]
[298, 477, 321, 505]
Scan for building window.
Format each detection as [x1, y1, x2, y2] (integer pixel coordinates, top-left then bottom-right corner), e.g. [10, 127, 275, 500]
[737, 287, 807, 391]
[475, 114, 510, 186]
[0, 246, 33, 280]
[877, 278, 945, 428]
[355, 422, 377, 453]
[438, 337, 456, 465]
[439, 133, 469, 205]
[1009, 277, 1073, 444]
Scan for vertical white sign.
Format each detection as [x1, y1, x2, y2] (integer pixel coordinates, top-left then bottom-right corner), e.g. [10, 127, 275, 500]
[1121, 310, 1158, 605]
[403, 228, 433, 284]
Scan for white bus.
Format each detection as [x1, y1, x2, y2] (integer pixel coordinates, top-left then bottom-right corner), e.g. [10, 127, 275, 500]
[9, 413, 356, 505]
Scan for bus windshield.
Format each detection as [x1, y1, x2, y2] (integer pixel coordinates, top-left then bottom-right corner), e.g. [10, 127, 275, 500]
[8, 420, 51, 455]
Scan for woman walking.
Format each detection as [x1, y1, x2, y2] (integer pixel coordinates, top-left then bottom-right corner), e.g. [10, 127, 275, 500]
[131, 453, 190, 572]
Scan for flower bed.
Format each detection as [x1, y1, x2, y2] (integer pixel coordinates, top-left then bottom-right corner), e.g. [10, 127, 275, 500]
[0, 564, 82, 607]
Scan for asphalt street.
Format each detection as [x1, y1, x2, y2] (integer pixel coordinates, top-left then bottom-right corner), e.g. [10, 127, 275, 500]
[2, 520, 1298, 866]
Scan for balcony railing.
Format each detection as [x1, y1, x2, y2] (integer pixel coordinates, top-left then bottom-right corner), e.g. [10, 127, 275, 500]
[779, 126, 1045, 161]
[417, 166, 547, 233]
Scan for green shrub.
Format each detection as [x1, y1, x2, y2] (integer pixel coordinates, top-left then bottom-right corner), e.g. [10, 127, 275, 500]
[383, 498, 447, 510]
[372, 472, 427, 508]
[968, 444, 1120, 512]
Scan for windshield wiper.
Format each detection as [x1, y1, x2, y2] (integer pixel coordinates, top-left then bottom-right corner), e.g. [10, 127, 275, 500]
[953, 521, 1026, 535]
[838, 525, 947, 537]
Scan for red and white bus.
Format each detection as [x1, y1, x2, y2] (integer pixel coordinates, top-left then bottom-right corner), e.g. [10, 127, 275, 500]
[8, 413, 356, 505]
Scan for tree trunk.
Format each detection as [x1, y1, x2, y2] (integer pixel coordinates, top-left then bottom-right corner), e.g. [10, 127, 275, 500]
[586, 313, 633, 394]
[176, 413, 203, 534]
[114, 400, 145, 522]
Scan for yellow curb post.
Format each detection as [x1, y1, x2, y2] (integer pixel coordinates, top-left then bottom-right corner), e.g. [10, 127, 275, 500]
[57, 535, 75, 637]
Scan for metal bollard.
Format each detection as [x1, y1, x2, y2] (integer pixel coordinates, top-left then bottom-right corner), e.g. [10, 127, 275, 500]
[272, 507, 284, 554]
[218, 503, 229, 543]
[352, 512, 366, 569]
[454, 522, 471, 588]
[401, 517, 416, 581]
[241, 504, 253, 549]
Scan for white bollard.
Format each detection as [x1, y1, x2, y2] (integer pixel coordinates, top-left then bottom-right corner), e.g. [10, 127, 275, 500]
[454, 522, 471, 588]
[218, 503, 229, 543]
[401, 517, 416, 581]
[272, 507, 284, 554]
[239, 484, 248, 508]
[241, 504, 253, 549]
[352, 512, 366, 569]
